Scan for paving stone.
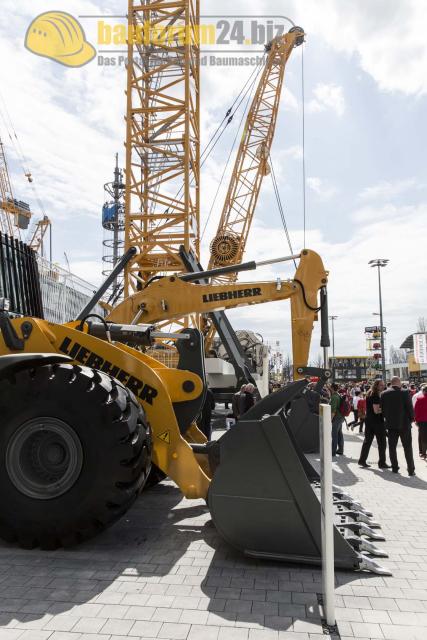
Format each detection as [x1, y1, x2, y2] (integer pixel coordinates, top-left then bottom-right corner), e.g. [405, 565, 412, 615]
[71, 616, 105, 633]
[43, 617, 79, 632]
[292, 620, 323, 634]
[158, 622, 191, 639]
[263, 616, 293, 631]
[207, 612, 237, 627]
[98, 603, 130, 618]
[146, 595, 176, 608]
[129, 619, 162, 637]
[188, 625, 219, 640]
[380, 624, 427, 639]
[350, 621, 384, 638]
[369, 597, 400, 611]
[388, 610, 427, 625]
[248, 630, 279, 640]
[276, 604, 306, 618]
[16, 632, 53, 640]
[171, 596, 200, 609]
[234, 614, 265, 630]
[179, 609, 209, 624]
[215, 588, 242, 600]
[342, 595, 372, 609]
[360, 609, 391, 623]
[266, 591, 293, 604]
[396, 598, 426, 612]
[99, 618, 135, 635]
[124, 605, 156, 620]
[152, 608, 183, 623]
[240, 589, 267, 602]
[218, 628, 249, 639]
[335, 607, 364, 622]
[0, 631, 28, 640]
[225, 600, 252, 614]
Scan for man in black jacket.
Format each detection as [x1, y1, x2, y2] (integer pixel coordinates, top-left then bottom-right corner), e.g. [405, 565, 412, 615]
[381, 377, 415, 476]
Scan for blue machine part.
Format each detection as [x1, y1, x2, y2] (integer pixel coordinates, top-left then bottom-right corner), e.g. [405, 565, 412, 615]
[102, 203, 119, 226]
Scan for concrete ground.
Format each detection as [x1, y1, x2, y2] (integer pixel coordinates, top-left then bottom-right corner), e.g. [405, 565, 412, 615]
[1, 425, 427, 640]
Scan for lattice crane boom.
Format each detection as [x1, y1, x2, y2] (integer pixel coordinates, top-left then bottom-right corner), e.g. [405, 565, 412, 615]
[124, 0, 200, 311]
[208, 27, 304, 280]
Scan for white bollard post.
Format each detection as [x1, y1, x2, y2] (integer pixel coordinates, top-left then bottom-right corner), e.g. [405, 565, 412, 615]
[319, 403, 336, 627]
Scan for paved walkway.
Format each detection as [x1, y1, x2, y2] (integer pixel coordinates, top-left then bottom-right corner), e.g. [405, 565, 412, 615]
[0, 426, 427, 640]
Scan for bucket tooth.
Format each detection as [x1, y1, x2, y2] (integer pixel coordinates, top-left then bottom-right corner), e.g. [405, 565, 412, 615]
[346, 537, 388, 558]
[358, 555, 392, 576]
[333, 500, 374, 517]
[339, 522, 385, 541]
[332, 491, 373, 516]
[336, 510, 381, 528]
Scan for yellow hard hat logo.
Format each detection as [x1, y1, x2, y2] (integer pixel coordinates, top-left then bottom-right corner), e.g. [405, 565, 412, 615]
[25, 11, 96, 67]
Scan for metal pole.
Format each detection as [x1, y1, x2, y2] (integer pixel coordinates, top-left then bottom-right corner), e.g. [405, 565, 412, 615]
[331, 319, 335, 358]
[319, 403, 336, 627]
[377, 266, 387, 382]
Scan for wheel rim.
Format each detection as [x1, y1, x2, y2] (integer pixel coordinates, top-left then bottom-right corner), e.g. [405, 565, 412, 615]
[6, 417, 83, 500]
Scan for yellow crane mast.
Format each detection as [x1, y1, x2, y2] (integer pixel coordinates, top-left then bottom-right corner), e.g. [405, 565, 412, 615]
[124, 0, 200, 312]
[208, 27, 304, 280]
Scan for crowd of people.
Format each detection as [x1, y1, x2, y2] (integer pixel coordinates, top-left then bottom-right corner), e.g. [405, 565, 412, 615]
[325, 377, 427, 476]
[200, 376, 427, 479]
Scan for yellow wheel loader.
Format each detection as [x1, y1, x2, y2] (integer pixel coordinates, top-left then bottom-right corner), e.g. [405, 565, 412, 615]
[0, 236, 390, 573]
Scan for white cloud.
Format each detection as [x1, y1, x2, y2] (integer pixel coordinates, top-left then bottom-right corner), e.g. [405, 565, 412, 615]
[282, 145, 303, 160]
[359, 178, 418, 201]
[282, 87, 299, 112]
[307, 177, 337, 199]
[293, 0, 427, 96]
[226, 201, 427, 359]
[307, 83, 346, 117]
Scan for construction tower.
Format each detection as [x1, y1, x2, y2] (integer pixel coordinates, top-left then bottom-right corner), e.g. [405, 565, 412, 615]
[124, 0, 200, 309]
[102, 154, 125, 302]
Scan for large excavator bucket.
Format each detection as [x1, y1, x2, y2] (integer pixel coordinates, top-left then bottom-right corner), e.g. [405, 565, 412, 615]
[208, 381, 391, 574]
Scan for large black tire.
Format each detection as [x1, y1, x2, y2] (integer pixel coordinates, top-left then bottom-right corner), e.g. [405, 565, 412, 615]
[144, 464, 167, 490]
[0, 363, 151, 549]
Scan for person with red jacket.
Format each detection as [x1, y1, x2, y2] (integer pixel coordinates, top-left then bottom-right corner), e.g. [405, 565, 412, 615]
[414, 386, 427, 459]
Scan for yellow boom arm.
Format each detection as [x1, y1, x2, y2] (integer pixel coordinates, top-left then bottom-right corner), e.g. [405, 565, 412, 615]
[107, 249, 328, 376]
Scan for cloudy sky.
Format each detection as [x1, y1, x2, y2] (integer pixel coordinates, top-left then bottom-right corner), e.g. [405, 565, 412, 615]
[1, 0, 426, 361]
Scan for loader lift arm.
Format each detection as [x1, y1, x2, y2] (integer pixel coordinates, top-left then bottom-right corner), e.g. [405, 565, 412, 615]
[106, 249, 328, 378]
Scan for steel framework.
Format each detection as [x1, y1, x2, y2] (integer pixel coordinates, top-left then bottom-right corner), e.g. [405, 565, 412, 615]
[208, 27, 304, 281]
[0, 139, 17, 237]
[28, 215, 51, 258]
[124, 0, 200, 307]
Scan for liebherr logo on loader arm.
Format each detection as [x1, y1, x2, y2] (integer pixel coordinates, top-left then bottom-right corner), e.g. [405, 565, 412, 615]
[59, 337, 158, 405]
[202, 287, 262, 303]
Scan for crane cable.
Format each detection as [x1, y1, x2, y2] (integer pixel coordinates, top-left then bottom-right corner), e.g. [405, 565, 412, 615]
[301, 42, 307, 248]
[269, 157, 296, 269]
[201, 84, 254, 242]
[268, 41, 307, 270]
[157, 57, 265, 236]
[200, 58, 265, 168]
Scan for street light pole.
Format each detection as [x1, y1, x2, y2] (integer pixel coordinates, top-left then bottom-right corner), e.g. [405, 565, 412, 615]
[329, 316, 338, 358]
[369, 259, 389, 382]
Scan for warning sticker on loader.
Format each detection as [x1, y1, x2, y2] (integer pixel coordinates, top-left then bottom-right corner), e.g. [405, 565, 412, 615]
[158, 431, 171, 444]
